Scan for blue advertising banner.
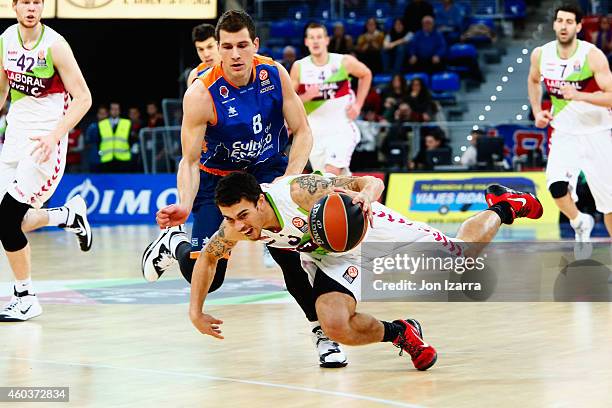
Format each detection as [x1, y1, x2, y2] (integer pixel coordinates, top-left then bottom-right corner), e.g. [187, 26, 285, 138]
[494, 124, 548, 162]
[47, 174, 185, 225]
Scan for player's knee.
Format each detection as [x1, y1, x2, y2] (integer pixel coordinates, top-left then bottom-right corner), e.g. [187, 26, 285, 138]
[0, 194, 30, 252]
[549, 181, 569, 198]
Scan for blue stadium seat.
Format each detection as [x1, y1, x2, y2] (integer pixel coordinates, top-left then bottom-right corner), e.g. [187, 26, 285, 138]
[430, 72, 460, 102]
[504, 0, 526, 19]
[268, 21, 300, 47]
[345, 20, 366, 38]
[313, 5, 332, 20]
[287, 4, 310, 21]
[373, 74, 393, 87]
[366, 3, 391, 19]
[447, 43, 477, 74]
[404, 72, 430, 88]
[475, 3, 496, 16]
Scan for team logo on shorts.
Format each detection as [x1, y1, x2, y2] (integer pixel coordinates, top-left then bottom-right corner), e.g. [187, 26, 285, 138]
[292, 217, 305, 228]
[219, 86, 229, 98]
[259, 69, 269, 81]
[343, 266, 359, 284]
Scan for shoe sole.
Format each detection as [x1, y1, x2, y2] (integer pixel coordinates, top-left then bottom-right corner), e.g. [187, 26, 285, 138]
[0, 310, 42, 322]
[142, 232, 168, 281]
[320, 361, 348, 368]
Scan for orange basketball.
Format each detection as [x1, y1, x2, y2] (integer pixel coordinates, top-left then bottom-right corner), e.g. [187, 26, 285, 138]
[308, 192, 368, 253]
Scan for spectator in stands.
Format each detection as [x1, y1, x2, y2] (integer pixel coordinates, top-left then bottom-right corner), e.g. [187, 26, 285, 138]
[403, 0, 434, 34]
[460, 129, 484, 167]
[410, 130, 451, 170]
[97, 102, 132, 173]
[84, 105, 108, 173]
[356, 17, 385, 74]
[66, 127, 84, 173]
[382, 74, 409, 121]
[590, 16, 612, 63]
[408, 16, 447, 74]
[353, 108, 383, 169]
[461, 21, 496, 43]
[436, 0, 464, 43]
[363, 87, 383, 114]
[382, 18, 412, 74]
[406, 77, 437, 122]
[128, 106, 143, 140]
[146, 102, 164, 128]
[329, 22, 354, 54]
[280, 45, 297, 71]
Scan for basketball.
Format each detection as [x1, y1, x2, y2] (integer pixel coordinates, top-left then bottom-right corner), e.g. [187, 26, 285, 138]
[308, 192, 368, 253]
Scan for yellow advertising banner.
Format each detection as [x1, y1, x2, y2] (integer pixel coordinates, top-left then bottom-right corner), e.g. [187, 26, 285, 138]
[0, 0, 56, 19]
[57, 0, 216, 19]
[385, 172, 559, 238]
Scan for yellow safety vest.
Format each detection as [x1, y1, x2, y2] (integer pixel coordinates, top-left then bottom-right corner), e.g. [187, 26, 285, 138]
[98, 118, 131, 163]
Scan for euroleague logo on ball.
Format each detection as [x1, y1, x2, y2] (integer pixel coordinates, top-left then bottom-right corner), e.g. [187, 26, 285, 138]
[346, 266, 358, 278]
[292, 217, 305, 229]
[259, 69, 269, 81]
[219, 86, 229, 98]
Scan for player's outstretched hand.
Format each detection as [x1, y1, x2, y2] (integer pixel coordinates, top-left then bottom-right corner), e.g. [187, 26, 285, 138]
[29, 134, 55, 164]
[534, 110, 553, 128]
[190, 312, 224, 339]
[156, 204, 190, 228]
[334, 188, 374, 227]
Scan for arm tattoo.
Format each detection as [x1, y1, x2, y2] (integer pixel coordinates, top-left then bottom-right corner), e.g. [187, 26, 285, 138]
[294, 175, 359, 195]
[204, 225, 236, 259]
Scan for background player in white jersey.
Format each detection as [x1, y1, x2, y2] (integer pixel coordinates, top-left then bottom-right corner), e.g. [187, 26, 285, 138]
[0, 0, 92, 321]
[186, 23, 220, 86]
[528, 4, 612, 240]
[188, 172, 542, 371]
[290, 22, 372, 175]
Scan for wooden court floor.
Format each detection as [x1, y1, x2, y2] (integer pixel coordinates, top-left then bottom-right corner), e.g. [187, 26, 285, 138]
[0, 226, 611, 407]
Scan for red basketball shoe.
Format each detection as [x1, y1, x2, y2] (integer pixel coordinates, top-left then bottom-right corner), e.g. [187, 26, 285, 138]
[392, 319, 437, 371]
[485, 184, 543, 223]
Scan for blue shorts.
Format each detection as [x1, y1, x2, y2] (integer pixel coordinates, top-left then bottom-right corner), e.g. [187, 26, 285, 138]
[190, 154, 288, 250]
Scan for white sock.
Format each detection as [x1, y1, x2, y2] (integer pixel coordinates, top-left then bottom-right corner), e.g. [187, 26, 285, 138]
[15, 278, 32, 295]
[46, 207, 69, 227]
[169, 228, 189, 257]
[569, 213, 584, 227]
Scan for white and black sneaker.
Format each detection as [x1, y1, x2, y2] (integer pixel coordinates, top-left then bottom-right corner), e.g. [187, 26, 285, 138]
[571, 213, 595, 242]
[142, 225, 187, 282]
[312, 325, 348, 368]
[60, 195, 92, 252]
[0, 289, 43, 322]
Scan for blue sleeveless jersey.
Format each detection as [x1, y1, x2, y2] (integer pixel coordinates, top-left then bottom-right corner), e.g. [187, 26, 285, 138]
[198, 55, 288, 173]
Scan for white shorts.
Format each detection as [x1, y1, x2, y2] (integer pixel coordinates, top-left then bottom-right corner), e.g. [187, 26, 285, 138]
[309, 118, 361, 173]
[0, 128, 67, 209]
[546, 129, 612, 213]
[300, 202, 465, 300]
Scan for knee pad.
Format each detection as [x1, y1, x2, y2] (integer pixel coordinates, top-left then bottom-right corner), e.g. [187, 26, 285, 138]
[549, 181, 569, 199]
[0, 194, 30, 252]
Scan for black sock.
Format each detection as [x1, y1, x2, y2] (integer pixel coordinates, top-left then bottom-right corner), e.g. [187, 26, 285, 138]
[487, 201, 514, 225]
[381, 320, 403, 342]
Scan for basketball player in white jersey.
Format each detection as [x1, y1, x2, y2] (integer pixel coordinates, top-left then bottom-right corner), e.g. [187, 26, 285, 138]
[186, 23, 220, 86]
[290, 22, 372, 175]
[0, 0, 92, 321]
[528, 4, 612, 240]
[187, 171, 543, 371]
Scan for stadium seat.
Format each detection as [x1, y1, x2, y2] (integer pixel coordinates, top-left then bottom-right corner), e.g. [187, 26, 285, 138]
[313, 5, 332, 20]
[287, 4, 310, 21]
[447, 44, 478, 74]
[345, 20, 366, 38]
[404, 72, 430, 88]
[475, 3, 496, 16]
[504, 0, 526, 19]
[373, 74, 393, 87]
[366, 3, 391, 19]
[268, 21, 300, 47]
[430, 72, 460, 102]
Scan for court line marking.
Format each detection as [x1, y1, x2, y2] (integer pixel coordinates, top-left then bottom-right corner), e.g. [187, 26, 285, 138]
[1, 356, 427, 408]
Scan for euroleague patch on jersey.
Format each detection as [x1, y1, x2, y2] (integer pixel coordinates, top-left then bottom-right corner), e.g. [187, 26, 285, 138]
[343, 266, 359, 284]
[219, 85, 229, 98]
[573, 60, 581, 72]
[259, 69, 269, 81]
[292, 217, 309, 233]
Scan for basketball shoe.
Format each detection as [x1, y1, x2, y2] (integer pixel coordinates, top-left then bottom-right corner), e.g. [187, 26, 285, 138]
[142, 225, 188, 282]
[485, 184, 543, 223]
[570, 213, 595, 242]
[392, 318, 437, 371]
[0, 289, 43, 322]
[60, 195, 92, 251]
[312, 325, 348, 368]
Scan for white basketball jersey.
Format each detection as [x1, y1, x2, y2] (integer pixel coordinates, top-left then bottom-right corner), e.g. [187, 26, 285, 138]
[539, 40, 612, 134]
[296, 53, 353, 120]
[1, 24, 68, 132]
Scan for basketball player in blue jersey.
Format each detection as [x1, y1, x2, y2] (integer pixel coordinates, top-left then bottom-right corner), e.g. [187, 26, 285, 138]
[142, 10, 348, 368]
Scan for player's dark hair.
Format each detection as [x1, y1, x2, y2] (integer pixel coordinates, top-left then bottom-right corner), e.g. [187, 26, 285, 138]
[553, 3, 583, 23]
[215, 172, 263, 207]
[192, 23, 216, 43]
[216, 10, 257, 41]
[305, 22, 328, 37]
